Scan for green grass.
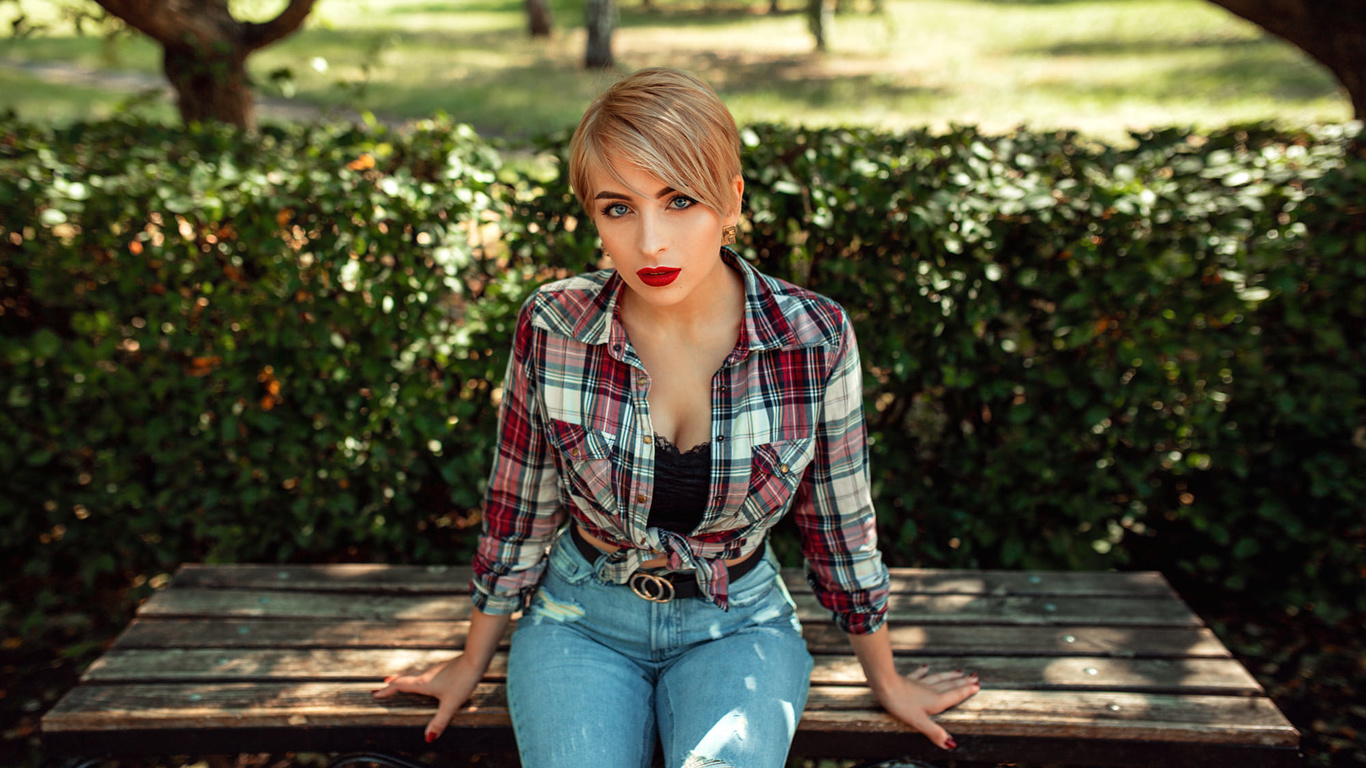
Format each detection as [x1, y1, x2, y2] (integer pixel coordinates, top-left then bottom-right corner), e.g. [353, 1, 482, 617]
[0, 0, 1352, 142]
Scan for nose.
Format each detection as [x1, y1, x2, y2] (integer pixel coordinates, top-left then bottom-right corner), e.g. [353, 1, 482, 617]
[637, 209, 668, 258]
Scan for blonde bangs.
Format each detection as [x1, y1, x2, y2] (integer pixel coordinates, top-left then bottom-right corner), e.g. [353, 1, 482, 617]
[569, 68, 742, 221]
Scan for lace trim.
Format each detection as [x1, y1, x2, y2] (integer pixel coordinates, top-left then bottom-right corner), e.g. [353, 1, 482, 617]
[654, 433, 711, 458]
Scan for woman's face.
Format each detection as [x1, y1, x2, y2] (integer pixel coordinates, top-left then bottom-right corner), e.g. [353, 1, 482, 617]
[588, 163, 743, 311]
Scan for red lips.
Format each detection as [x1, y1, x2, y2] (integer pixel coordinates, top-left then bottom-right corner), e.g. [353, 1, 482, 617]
[636, 267, 681, 287]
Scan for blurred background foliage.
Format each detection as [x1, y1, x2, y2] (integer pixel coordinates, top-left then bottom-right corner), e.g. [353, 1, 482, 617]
[2, 115, 1362, 657]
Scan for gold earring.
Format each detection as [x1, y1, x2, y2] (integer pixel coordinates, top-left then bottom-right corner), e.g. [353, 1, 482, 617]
[722, 225, 737, 245]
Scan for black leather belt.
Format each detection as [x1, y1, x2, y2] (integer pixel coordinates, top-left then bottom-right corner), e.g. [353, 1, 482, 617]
[570, 524, 765, 602]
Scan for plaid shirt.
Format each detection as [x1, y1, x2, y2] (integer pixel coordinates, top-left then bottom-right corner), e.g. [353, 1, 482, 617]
[471, 249, 890, 634]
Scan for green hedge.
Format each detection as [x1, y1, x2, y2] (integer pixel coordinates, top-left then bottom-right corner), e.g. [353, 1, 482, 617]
[1, 115, 1362, 648]
[0, 116, 530, 640]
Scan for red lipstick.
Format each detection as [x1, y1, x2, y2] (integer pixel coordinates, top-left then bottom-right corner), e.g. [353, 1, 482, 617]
[637, 267, 681, 287]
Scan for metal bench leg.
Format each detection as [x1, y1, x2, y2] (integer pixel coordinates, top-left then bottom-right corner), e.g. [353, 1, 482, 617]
[326, 753, 431, 768]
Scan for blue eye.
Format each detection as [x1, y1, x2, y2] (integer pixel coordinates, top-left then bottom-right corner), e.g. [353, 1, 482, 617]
[669, 196, 696, 210]
[601, 203, 629, 218]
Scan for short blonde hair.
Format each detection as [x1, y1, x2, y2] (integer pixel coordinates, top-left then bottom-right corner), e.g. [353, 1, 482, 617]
[569, 67, 742, 221]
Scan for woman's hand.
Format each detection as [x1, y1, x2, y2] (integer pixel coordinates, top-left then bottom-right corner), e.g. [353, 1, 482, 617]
[871, 665, 980, 750]
[372, 654, 485, 743]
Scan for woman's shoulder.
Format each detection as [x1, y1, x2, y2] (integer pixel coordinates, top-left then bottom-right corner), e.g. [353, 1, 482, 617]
[515, 268, 618, 342]
[748, 266, 850, 349]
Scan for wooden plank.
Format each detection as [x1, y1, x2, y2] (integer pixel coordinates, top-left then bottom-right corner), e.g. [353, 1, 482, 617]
[800, 688, 1299, 746]
[114, 617, 1232, 659]
[42, 682, 1298, 747]
[136, 589, 1201, 627]
[797, 623, 1231, 658]
[83, 648, 1264, 696]
[170, 564, 1177, 598]
[42, 681, 510, 731]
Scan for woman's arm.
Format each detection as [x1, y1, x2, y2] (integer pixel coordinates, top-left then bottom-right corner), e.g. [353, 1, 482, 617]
[848, 626, 980, 751]
[371, 607, 513, 743]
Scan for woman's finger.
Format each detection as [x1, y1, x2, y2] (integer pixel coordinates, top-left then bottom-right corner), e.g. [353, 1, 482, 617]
[425, 693, 464, 744]
[372, 674, 424, 699]
[920, 668, 968, 686]
[904, 707, 956, 751]
[906, 663, 931, 681]
[928, 675, 981, 714]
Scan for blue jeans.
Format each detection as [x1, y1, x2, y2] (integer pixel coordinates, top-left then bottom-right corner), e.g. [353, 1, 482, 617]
[506, 529, 813, 768]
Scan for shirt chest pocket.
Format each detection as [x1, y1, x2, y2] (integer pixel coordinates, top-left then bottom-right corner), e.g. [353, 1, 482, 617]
[744, 438, 815, 516]
[547, 419, 616, 509]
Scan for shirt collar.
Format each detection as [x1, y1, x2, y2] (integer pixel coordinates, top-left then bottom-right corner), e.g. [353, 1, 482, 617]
[538, 247, 809, 353]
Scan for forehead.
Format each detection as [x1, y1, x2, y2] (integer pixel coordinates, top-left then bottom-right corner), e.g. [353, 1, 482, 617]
[586, 162, 671, 199]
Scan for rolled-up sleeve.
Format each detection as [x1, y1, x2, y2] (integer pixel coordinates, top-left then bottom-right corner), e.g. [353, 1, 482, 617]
[470, 298, 564, 614]
[793, 311, 890, 635]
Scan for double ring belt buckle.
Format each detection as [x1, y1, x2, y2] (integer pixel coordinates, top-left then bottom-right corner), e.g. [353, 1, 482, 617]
[629, 571, 675, 603]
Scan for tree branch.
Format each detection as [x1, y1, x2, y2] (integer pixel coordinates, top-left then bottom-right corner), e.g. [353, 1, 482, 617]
[1203, 0, 1365, 117]
[92, 0, 180, 44]
[94, 0, 239, 50]
[1202, 0, 1316, 54]
[242, 0, 319, 52]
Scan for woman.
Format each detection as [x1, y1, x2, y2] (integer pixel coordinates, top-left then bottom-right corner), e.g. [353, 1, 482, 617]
[373, 67, 979, 767]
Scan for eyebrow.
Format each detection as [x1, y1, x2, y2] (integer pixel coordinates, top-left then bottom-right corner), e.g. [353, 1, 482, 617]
[594, 186, 675, 202]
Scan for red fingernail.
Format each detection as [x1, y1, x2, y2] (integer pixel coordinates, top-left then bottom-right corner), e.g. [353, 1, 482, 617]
[945, 738, 958, 750]
[426, 732, 436, 743]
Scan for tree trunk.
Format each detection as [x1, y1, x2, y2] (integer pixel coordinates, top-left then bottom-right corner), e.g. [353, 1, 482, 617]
[1203, 0, 1366, 119]
[808, 0, 831, 52]
[769, 0, 780, 14]
[526, 0, 553, 37]
[163, 42, 254, 127]
[585, 0, 616, 69]
[93, 0, 318, 128]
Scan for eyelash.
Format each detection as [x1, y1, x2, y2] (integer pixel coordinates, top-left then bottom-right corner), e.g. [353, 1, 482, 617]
[599, 195, 697, 219]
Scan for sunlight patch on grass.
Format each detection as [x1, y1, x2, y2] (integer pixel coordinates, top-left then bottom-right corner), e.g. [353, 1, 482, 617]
[0, 68, 175, 124]
[0, 0, 1352, 141]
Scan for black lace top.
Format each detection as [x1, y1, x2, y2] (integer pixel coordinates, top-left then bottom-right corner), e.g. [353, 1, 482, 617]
[647, 434, 712, 533]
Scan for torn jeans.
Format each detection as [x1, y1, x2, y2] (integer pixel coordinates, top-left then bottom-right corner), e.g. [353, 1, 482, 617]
[506, 528, 813, 768]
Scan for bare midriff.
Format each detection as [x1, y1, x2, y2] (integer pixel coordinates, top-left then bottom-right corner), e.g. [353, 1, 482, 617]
[574, 524, 753, 569]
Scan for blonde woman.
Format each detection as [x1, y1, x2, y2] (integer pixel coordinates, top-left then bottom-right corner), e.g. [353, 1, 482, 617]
[374, 67, 979, 767]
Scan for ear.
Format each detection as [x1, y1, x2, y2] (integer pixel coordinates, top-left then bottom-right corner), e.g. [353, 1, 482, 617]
[725, 174, 745, 225]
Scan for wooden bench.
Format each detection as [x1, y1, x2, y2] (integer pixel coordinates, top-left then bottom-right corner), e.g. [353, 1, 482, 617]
[42, 564, 1300, 767]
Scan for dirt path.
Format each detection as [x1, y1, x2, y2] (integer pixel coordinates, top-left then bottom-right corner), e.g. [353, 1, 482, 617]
[3, 59, 406, 126]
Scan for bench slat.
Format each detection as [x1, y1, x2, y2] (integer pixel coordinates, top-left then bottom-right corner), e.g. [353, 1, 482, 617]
[169, 564, 1177, 598]
[82, 647, 1264, 695]
[42, 682, 1297, 747]
[137, 588, 1202, 627]
[113, 617, 1233, 658]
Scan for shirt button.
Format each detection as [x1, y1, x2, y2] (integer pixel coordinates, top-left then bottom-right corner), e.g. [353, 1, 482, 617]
[715, 434, 725, 442]
[636, 493, 648, 504]
[643, 435, 653, 445]
[569, 448, 579, 458]
[779, 463, 789, 474]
